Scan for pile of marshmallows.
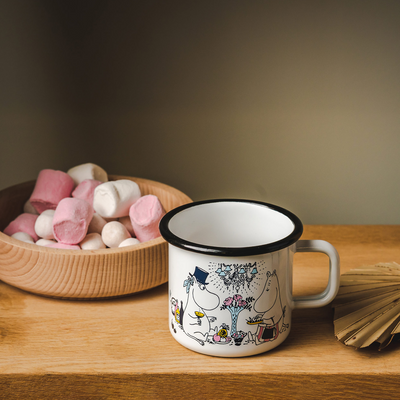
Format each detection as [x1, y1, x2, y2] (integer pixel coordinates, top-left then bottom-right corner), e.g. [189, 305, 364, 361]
[3, 163, 166, 250]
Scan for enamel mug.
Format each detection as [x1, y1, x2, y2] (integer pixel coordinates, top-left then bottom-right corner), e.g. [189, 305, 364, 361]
[160, 199, 340, 357]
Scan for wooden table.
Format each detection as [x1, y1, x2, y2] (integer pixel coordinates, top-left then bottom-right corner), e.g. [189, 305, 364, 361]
[1, 225, 400, 399]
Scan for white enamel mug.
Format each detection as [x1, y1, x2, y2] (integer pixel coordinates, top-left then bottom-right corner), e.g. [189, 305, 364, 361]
[160, 199, 340, 357]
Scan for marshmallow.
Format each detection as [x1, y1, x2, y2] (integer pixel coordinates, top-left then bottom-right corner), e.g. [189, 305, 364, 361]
[4, 213, 39, 241]
[87, 213, 107, 234]
[67, 163, 108, 186]
[45, 243, 81, 250]
[101, 221, 131, 248]
[119, 238, 140, 248]
[34, 210, 55, 240]
[129, 195, 165, 242]
[29, 169, 74, 214]
[80, 232, 106, 250]
[118, 215, 135, 236]
[11, 232, 35, 244]
[23, 200, 39, 215]
[52, 198, 94, 245]
[36, 238, 57, 246]
[72, 179, 102, 206]
[93, 180, 141, 218]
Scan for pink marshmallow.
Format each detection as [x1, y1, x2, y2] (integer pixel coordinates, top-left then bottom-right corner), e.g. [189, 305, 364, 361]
[129, 195, 166, 242]
[4, 213, 39, 241]
[52, 198, 94, 245]
[29, 169, 75, 214]
[72, 179, 102, 206]
[45, 243, 81, 250]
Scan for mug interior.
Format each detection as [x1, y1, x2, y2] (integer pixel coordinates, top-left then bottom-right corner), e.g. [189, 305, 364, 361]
[160, 199, 303, 256]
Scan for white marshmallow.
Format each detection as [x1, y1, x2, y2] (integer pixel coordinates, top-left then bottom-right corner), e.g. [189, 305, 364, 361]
[87, 213, 108, 234]
[80, 233, 106, 250]
[67, 163, 108, 186]
[118, 215, 135, 236]
[118, 238, 140, 248]
[23, 199, 39, 215]
[93, 180, 141, 218]
[101, 221, 131, 248]
[36, 238, 57, 246]
[34, 209, 55, 240]
[11, 232, 35, 244]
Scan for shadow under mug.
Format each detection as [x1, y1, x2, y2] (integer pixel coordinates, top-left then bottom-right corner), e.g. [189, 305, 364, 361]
[160, 199, 340, 357]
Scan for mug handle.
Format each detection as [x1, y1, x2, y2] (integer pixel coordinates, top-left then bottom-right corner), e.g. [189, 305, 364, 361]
[293, 240, 340, 309]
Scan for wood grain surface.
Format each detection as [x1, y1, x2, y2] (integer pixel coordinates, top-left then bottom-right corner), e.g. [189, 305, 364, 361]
[1, 225, 400, 399]
[0, 175, 191, 299]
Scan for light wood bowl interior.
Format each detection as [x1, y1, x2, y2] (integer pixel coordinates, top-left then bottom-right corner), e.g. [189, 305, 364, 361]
[0, 175, 192, 299]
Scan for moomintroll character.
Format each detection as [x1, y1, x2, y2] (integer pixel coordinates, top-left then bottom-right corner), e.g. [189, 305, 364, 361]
[182, 266, 220, 346]
[253, 270, 289, 344]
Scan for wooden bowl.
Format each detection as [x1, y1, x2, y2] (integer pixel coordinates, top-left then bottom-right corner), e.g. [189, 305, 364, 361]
[0, 175, 192, 299]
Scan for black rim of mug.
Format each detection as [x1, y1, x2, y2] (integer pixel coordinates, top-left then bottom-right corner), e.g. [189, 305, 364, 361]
[159, 199, 303, 256]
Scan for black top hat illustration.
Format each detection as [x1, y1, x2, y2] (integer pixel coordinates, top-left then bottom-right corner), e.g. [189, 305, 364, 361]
[191, 266, 209, 285]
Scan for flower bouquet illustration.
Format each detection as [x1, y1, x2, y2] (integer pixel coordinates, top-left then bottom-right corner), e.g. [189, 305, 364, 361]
[219, 294, 254, 346]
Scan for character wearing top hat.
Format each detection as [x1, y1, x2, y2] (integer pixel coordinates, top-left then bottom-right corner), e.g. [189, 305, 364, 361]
[179, 266, 220, 346]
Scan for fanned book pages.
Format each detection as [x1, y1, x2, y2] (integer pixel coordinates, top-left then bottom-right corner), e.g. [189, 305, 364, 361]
[332, 262, 400, 350]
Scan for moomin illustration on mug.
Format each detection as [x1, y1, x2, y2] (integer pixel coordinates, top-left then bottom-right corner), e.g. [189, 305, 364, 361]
[170, 263, 288, 349]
